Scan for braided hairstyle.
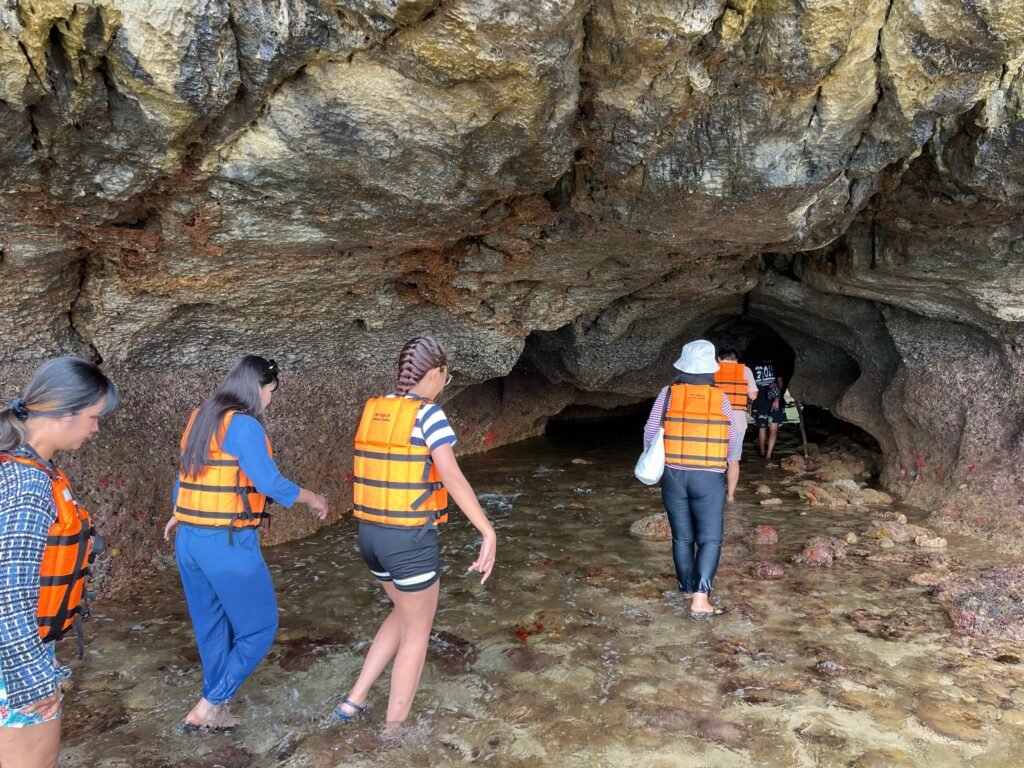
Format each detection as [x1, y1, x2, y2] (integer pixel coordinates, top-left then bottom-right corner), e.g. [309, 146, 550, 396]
[395, 336, 448, 396]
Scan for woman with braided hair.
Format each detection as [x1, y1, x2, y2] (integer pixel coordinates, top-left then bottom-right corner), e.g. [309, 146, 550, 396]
[331, 336, 496, 733]
[0, 357, 119, 768]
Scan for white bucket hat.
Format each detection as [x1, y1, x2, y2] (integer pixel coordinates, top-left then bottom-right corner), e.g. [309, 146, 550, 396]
[673, 339, 719, 374]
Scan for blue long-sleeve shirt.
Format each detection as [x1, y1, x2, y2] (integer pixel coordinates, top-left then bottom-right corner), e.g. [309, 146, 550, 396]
[173, 414, 300, 509]
[0, 457, 59, 709]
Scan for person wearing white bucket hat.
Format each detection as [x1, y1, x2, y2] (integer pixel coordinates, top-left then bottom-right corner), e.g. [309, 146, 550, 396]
[642, 340, 739, 617]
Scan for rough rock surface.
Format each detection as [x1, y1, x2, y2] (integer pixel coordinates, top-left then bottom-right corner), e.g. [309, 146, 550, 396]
[793, 536, 848, 568]
[934, 564, 1024, 641]
[1, 1, 1023, 583]
[630, 513, 671, 541]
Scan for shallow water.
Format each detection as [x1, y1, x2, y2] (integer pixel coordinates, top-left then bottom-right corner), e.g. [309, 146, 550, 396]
[59, 427, 1024, 767]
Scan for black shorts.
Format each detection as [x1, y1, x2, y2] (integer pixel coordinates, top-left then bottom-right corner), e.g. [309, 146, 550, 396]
[753, 407, 785, 427]
[357, 522, 440, 592]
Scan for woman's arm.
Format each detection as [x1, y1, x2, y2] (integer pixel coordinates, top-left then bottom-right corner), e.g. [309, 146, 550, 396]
[0, 469, 60, 711]
[643, 387, 669, 447]
[225, 415, 327, 518]
[430, 444, 496, 584]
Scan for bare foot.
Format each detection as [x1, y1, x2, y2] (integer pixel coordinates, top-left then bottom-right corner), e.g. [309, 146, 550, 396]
[380, 720, 405, 738]
[691, 594, 714, 613]
[184, 698, 239, 731]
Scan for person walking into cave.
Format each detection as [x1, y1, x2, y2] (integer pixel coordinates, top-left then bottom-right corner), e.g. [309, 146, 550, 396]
[163, 356, 328, 732]
[0, 357, 119, 768]
[714, 348, 757, 502]
[330, 336, 496, 734]
[751, 359, 785, 460]
[644, 340, 738, 617]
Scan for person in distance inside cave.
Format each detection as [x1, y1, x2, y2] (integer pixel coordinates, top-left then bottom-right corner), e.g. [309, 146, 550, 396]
[163, 355, 328, 733]
[330, 336, 496, 735]
[714, 348, 758, 502]
[643, 340, 738, 617]
[751, 359, 785, 460]
[0, 357, 119, 768]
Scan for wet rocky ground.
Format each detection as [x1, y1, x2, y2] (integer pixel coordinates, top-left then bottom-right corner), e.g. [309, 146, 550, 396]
[57, 425, 1024, 767]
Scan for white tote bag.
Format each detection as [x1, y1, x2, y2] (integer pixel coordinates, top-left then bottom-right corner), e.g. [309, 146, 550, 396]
[634, 392, 669, 485]
[634, 427, 666, 485]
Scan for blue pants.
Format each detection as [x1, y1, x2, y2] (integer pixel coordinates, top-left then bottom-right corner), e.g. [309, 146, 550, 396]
[660, 468, 726, 594]
[175, 525, 278, 704]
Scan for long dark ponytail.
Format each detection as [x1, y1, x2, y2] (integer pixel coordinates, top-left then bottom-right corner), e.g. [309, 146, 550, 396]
[180, 356, 278, 477]
[0, 357, 119, 452]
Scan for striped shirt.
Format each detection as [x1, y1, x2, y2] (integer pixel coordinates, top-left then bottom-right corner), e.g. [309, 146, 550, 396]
[385, 395, 457, 452]
[0, 453, 60, 709]
[643, 386, 739, 473]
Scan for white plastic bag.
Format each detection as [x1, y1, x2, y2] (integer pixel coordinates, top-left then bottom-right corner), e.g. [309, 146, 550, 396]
[634, 428, 666, 485]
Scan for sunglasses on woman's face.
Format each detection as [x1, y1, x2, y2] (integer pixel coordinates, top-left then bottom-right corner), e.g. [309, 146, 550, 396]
[444, 372, 453, 386]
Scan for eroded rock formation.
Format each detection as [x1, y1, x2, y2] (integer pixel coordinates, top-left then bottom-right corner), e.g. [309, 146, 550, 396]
[1, 0, 1022, 581]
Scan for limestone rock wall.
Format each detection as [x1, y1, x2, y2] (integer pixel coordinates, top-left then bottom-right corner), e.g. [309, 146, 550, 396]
[1, 0, 1023, 579]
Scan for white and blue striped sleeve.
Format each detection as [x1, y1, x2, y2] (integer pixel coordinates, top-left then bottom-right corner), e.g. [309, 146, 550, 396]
[0, 466, 58, 709]
[416, 404, 457, 452]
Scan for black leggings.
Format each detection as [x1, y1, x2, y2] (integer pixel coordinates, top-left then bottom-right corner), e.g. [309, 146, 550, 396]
[660, 467, 726, 594]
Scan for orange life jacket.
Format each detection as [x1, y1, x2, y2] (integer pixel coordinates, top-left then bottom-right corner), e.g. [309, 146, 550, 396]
[662, 384, 729, 470]
[0, 452, 93, 645]
[352, 396, 448, 528]
[714, 361, 751, 410]
[174, 410, 270, 529]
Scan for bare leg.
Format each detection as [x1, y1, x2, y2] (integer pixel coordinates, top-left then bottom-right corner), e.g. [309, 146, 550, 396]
[0, 717, 61, 768]
[382, 580, 440, 729]
[726, 460, 739, 502]
[766, 424, 779, 460]
[758, 427, 767, 456]
[336, 594, 404, 714]
[335, 580, 440, 727]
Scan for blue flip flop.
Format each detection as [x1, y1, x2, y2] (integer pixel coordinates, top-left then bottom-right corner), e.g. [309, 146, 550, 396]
[330, 698, 367, 722]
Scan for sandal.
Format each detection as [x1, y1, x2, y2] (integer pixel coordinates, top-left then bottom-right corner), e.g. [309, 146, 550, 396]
[330, 698, 368, 722]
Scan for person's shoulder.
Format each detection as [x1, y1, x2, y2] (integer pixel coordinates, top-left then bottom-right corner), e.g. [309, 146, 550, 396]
[0, 458, 54, 506]
[225, 412, 267, 439]
[418, 402, 450, 425]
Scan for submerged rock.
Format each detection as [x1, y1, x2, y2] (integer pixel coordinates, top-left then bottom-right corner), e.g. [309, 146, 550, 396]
[864, 520, 931, 543]
[934, 564, 1024, 641]
[752, 562, 785, 580]
[793, 536, 847, 567]
[753, 525, 779, 546]
[914, 699, 985, 742]
[915, 535, 947, 548]
[759, 497, 783, 506]
[429, 630, 479, 672]
[695, 718, 745, 746]
[630, 513, 671, 540]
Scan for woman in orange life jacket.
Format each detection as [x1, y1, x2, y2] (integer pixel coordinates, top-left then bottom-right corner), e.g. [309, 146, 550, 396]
[642, 340, 739, 617]
[162, 356, 328, 732]
[331, 336, 497, 734]
[0, 357, 119, 768]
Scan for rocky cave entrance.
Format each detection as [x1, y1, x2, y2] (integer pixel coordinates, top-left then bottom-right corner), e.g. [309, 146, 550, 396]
[534, 316, 882, 474]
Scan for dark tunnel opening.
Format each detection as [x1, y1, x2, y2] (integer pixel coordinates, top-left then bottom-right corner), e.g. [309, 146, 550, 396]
[538, 315, 879, 462]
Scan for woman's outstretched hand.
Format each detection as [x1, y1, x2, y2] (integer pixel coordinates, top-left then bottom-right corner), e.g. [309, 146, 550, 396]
[163, 516, 179, 541]
[468, 532, 496, 584]
[297, 488, 329, 520]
